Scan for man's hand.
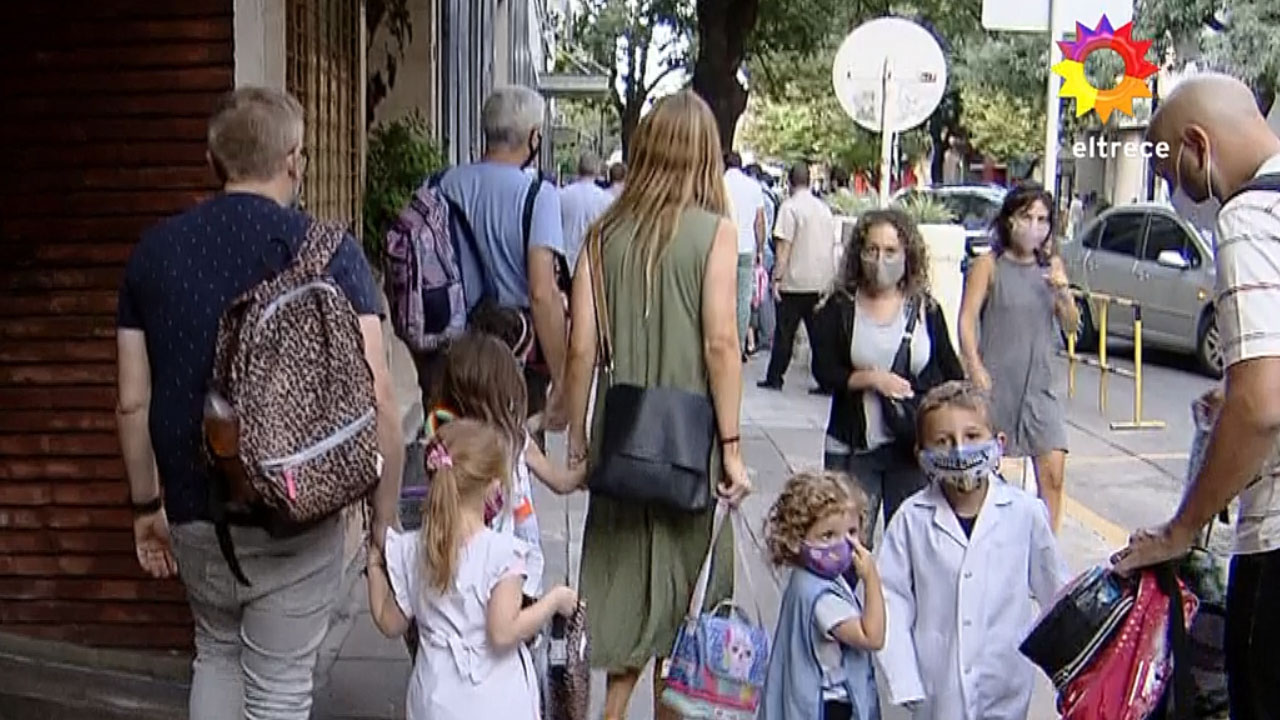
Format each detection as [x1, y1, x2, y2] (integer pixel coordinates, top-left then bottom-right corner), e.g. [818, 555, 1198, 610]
[1110, 521, 1196, 575]
[133, 510, 177, 578]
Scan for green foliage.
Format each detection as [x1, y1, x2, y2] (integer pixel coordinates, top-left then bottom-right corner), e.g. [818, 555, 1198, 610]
[570, 0, 691, 155]
[362, 113, 445, 261]
[893, 192, 957, 225]
[1137, 0, 1279, 105]
[957, 85, 1043, 164]
[827, 191, 881, 218]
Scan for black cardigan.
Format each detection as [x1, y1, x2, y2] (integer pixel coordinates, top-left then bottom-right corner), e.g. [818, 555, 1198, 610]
[810, 291, 965, 452]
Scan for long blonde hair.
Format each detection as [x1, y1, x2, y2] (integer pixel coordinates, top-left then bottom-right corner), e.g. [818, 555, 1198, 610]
[586, 90, 729, 306]
[422, 419, 512, 593]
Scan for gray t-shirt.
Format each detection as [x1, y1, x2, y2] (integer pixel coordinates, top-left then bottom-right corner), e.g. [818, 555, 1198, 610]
[825, 298, 931, 454]
[814, 577, 860, 700]
[437, 162, 566, 310]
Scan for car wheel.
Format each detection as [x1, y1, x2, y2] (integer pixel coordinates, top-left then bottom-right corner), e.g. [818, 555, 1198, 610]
[1197, 310, 1223, 378]
[1062, 292, 1098, 353]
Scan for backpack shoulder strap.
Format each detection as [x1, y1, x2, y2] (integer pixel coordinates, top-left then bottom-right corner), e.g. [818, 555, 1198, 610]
[522, 172, 543, 252]
[1225, 172, 1280, 205]
[294, 220, 348, 277]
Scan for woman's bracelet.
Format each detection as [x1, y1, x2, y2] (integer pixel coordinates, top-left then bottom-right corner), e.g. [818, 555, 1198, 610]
[719, 435, 741, 447]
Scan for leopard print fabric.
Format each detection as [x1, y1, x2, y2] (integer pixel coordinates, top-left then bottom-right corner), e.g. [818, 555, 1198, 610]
[210, 221, 380, 525]
[545, 602, 591, 720]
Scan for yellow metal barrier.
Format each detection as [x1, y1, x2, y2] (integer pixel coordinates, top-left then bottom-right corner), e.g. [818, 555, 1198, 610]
[1064, 289, 1166, 432]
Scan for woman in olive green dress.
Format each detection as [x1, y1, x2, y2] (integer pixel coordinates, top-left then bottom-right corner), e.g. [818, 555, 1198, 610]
[563, 90, 753, 719]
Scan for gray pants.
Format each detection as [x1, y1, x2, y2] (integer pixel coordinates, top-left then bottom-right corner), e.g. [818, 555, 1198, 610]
[171, 516, 344, 720]
[825, 445, 926, 549]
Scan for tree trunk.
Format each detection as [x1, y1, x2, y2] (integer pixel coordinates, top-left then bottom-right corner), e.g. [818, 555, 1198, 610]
[692, 0, 760, 151]
[928, 116, 946, 184]
[620, 101, 643, 161]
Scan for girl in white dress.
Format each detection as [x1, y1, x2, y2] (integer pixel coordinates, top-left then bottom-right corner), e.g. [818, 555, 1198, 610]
[366, 419, 578, 720]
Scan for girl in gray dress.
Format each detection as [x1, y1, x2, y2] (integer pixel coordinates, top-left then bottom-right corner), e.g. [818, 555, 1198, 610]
[957, 183, 1079, 533]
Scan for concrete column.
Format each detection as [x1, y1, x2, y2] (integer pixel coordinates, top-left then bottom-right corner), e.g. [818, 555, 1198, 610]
[234, 0, 287, 90]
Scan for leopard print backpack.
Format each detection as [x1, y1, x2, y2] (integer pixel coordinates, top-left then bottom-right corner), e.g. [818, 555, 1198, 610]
[205, 221, 381, 585]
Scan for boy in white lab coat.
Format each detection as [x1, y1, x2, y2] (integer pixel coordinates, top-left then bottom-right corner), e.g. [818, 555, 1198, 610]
[875, 381, 1071, 720]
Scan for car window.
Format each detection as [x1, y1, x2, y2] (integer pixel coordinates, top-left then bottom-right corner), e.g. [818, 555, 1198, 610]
[1096, 212, 1145, 257]
[1080, 219, 1104, 249]
[1143, 214, 1201, 268]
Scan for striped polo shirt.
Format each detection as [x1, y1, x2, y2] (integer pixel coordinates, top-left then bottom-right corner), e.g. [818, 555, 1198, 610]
[1214, 152, 1280, 555]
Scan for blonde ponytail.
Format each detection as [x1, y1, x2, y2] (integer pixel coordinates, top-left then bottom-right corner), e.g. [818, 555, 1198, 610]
[416, 420, 511, 595]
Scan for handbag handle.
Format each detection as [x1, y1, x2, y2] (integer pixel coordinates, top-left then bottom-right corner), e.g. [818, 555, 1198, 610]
[685, 503, 770, 626]
[588, 228, 614, 375]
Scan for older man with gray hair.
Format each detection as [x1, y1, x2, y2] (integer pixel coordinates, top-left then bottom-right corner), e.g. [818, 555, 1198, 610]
[115, 86, 401, 719]
[559, 150, 614, 276]
[436, 85, 569, 429]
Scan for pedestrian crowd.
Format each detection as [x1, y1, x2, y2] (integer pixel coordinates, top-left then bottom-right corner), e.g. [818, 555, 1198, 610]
[113, 72, 1280, 720]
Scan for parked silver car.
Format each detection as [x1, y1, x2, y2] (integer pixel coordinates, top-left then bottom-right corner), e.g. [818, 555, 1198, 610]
[1059, 203, 1221, 376]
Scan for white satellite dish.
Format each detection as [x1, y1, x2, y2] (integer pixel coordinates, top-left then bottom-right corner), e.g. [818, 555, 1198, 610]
[832, 17, 948, 134]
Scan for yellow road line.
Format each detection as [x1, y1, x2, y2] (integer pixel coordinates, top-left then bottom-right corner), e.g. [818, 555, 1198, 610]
[1064, 494, 1131, 548]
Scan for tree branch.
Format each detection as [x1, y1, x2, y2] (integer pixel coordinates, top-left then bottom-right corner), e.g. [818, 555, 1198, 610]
[643, 62, 684, 95]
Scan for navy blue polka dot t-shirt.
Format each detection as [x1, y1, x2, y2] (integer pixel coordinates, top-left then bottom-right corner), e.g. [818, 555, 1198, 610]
[116, 192, 381, 525]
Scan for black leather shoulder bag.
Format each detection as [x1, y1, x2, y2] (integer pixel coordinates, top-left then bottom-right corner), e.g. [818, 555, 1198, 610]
[585, 230, 715, 512]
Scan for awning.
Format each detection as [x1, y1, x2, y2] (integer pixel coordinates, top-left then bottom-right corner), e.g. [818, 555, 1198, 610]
[538, 72, 611, 99]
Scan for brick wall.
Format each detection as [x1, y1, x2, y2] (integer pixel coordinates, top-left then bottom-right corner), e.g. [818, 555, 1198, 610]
[0, 0, 234, 649]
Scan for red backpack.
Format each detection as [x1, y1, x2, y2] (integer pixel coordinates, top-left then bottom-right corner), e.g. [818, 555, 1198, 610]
[1058, 566, 1198, 720]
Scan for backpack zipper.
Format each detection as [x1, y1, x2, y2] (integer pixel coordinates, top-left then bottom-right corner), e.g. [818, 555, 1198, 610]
[260, 408, 376, 473]
[257, 281, 339, 329]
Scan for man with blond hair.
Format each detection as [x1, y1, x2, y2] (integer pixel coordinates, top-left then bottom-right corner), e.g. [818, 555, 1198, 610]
[115, 86, 402, 720]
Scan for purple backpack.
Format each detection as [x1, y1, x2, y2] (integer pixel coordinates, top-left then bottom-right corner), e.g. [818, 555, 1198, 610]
[385, 172, 549, 355]
[384, 177, 466, 353]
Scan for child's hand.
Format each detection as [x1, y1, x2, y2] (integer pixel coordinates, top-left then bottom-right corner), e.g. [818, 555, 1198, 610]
[850, 537, 878, 580]
[564, 463, 588, 493]
[549, 585, 579, 616]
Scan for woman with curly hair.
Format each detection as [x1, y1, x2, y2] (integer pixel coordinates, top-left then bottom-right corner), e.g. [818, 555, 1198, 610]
[760, 470, 884, 720]
[811, 208, 965, 547]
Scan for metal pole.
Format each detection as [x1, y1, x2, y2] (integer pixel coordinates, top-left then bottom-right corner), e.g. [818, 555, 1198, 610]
[1132, 306, 1144, 422]
[1110, 304, 1167, 431]
[1043, 0, 1062, 193]
[1098, 300, 1109, 414]
[878, 58, 895, 207]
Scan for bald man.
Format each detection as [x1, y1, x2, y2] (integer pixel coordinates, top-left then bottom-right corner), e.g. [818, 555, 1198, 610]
[1113, 73, 1280, 720]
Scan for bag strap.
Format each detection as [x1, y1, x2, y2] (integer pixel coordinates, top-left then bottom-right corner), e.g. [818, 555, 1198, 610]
[293, 220, 347, 278]
[522, 173, 542, 253]
[889, 295, 923, 377]
[1154, 563, 1193, 720]
[687, 502, 731, 620]
[441, 194, 499, 303]
[1224, 172, 1280, 205]
[588, 228, 613, 374]
[686, 503, 770, 624]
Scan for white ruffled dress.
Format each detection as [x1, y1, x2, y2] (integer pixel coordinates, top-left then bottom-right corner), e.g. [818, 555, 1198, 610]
[384, 527, 541, 720]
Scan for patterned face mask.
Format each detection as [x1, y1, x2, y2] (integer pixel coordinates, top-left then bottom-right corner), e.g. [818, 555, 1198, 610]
[918, 439, 1002, 493]
[798, 537, 854, 580]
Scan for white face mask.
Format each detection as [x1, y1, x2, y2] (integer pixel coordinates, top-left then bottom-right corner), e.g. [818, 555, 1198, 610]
[1168, 141, 1221, 223]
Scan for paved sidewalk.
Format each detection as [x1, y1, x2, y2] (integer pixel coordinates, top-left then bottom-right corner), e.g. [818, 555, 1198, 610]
[313, 356, 1122, 720]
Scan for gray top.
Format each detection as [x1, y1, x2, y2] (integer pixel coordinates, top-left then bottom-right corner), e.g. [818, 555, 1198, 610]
[825, 296, 931, 454]
[978, 255, 1068, 457]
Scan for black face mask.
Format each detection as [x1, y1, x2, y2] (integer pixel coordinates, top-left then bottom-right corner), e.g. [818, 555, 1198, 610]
[523, 130, 542, 170]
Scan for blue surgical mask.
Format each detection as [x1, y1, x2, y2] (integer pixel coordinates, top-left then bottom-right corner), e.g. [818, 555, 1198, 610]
[919, 439, 1002, 492]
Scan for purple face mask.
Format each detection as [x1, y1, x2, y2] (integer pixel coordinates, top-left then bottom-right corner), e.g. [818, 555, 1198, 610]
[799, 538, 854, 580]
